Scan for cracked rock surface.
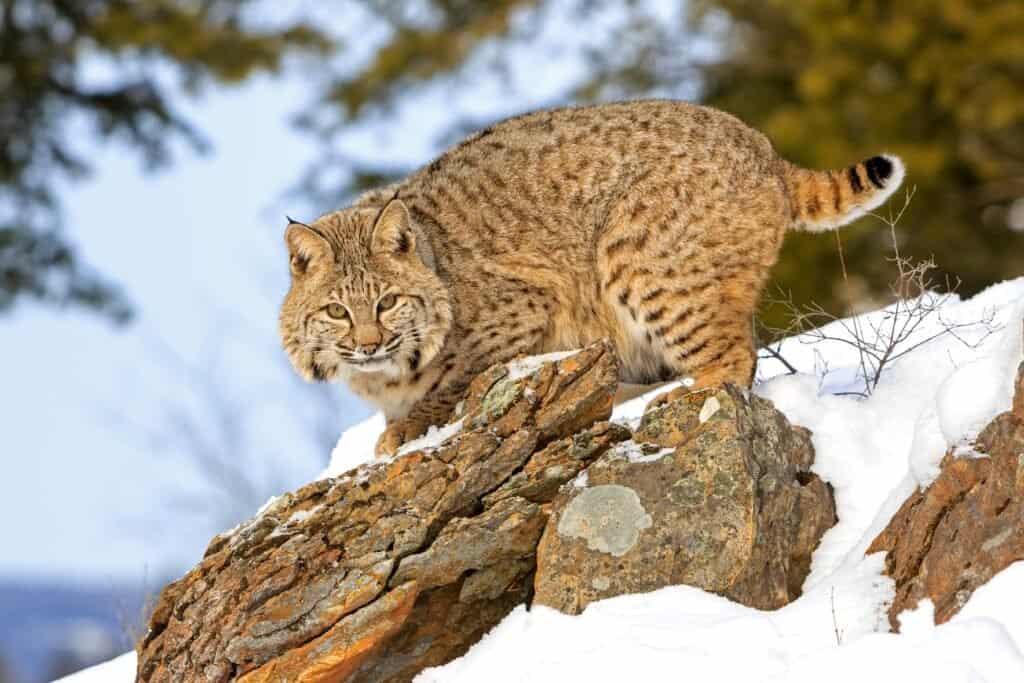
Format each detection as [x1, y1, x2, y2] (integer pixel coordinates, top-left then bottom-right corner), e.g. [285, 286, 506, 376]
[869, 361, 1024, 630]
[533, 384, 837, 614]
[136, 343, 620, 683]
[136, 343, 838, 682]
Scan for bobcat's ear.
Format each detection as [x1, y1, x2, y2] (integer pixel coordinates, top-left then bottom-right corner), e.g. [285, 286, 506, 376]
[371, 200, 416, 258]
[285, 219, 331, 276]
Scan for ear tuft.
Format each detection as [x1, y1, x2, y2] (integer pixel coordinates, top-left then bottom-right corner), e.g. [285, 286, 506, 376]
[371, 200, 415, 257]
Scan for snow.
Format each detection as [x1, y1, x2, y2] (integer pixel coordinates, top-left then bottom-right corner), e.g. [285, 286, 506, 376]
[396, 418, 466, 456]
[951, 561, 1024, 652]
[610, 383, 677, 428]
[282, 505, 322, 526]
[935, 301, 1023, 449]
[54, 652, 137, 682]
[417, 577, 1024, 682]
[505, 349, 579, 380]
[604, 440, 675, 464]
[317, 350, 579, 479]
[320, 415, 466, 481]
[65, 278, 1024, 683]
[422, 278, 1024, 682]
[322, 411, 386, 478]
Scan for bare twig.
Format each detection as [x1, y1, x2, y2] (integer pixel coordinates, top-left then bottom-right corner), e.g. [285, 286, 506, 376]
[759, 341, 799, 375]
[831, 586, 844, 646]
[812, 348, 831, 395]
[835, 230, 849, 284]
[756, 187, 1001, 396]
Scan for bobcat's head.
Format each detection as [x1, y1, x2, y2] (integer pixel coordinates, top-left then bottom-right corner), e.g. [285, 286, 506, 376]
[279, 199, 452, 383]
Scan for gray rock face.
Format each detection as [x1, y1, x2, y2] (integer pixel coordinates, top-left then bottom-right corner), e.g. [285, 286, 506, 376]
[533, 384, 838, 614]
[556, 485, 653, 557]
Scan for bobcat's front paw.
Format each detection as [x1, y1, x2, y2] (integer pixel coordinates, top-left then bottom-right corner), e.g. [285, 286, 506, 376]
[646, 381, 702, 409]
[374, 418, 427, 458]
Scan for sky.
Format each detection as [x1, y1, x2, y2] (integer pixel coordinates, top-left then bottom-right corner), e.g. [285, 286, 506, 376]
[0, 0, 689, 587]
[0, 74, 370, 583]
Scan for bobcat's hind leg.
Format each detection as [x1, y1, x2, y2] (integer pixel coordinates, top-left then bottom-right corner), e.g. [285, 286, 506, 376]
[601, 247, 758, 407]
[647, 319, 757, 407]
[684, 324, 757, 390]
[595, 180, 773, 402]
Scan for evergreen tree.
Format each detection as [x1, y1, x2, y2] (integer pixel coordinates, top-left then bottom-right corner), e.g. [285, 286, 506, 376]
[691, 0, 1024, 319]
[0, 0, 328, 320]
[8, 1, 1021, 322]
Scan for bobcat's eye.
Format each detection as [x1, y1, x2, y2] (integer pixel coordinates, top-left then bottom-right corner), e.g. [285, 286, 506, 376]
[325, 303, 348, 320]
[377, 294, 398, 312]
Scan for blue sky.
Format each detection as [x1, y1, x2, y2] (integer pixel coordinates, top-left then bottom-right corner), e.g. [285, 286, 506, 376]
[0, 0, 686, 586]
[0, 73, 371, 583]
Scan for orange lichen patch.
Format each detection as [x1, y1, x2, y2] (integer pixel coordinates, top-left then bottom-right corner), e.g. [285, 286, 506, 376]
[239, 581, 419, 683]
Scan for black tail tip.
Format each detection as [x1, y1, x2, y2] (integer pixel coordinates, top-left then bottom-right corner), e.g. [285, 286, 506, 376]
[865, 156, 893, 188]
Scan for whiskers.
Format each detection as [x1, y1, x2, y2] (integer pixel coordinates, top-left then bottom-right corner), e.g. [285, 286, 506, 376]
[382, 335, 406, 354]
[292, 340, 333, 357]
[288, 326, 432, 379]
[380, 329, 427, 361]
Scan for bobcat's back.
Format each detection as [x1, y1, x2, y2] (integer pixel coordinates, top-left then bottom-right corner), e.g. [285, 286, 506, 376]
[281, 100, 904, 454]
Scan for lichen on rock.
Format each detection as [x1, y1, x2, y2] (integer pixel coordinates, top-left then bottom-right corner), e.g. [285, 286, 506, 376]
[533, 384, 837, 614]
[555, 485, 653, 557]
[136, 342, 838, 682]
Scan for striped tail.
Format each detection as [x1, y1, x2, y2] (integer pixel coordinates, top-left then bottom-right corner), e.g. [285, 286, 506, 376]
[784, 154, 906, 232]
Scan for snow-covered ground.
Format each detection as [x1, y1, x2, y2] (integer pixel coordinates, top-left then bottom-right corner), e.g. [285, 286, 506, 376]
[54, 652, 136, 683]
[62, 278, 1024, 683]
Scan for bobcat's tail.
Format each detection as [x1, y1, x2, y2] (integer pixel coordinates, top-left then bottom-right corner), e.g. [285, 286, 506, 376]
[783, 154, 905, 232]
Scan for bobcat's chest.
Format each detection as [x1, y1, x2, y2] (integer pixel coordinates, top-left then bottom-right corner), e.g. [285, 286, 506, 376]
[345, 370, 430, 419]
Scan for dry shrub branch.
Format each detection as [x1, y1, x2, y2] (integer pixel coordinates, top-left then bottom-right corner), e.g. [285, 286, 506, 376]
[757, 188, 1000, 397]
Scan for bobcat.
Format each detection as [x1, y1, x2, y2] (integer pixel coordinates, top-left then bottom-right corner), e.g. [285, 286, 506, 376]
[279, 100, 904, 455]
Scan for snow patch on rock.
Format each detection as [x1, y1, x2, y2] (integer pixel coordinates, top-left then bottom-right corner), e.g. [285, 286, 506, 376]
[506, 350, 579, 380]
[397, 418, 466, 456]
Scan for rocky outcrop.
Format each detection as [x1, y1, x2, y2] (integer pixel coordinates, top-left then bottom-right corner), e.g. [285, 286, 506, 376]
[534, 384, 837, 613]
[869, 361, 1024, 630]
[136, 342, 836, 682]
[136, 343, 621, 683]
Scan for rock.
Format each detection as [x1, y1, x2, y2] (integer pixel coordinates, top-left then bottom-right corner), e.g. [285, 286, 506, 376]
[533, 384, 837, 614]
[482, 421, 631, 508]
[136, 342, 620, 683]
[868, 361, 1024, 630]
[136, 342, 838, 681]
[1013, 359, 1024, 418]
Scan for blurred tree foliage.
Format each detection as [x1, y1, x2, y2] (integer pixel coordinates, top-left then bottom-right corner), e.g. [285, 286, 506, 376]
[690, 0, 1024, 322]
[0, 0, 328, 321]
[7, 0, 1023, 323]
[306, 0, 1024, 323]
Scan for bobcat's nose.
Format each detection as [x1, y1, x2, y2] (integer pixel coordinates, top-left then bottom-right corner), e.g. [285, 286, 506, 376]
[357, 342, 379, 356]
[354, 324, 383, 356]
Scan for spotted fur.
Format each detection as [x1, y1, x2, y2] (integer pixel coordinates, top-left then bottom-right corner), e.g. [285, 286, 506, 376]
[279, 100, 904, 455]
